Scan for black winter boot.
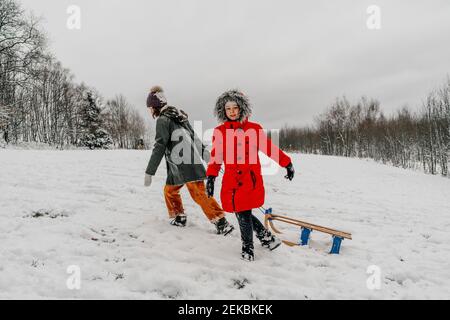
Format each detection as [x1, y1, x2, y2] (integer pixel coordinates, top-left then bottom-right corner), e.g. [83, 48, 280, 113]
[215, 217, 234, 236]
[241, 244, 255, 261]
[257, 230, 282, 251]
[170, 214, 187, 227]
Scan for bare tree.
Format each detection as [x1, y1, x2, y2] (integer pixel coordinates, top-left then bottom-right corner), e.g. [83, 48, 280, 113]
[104, 95, 147, 149]
[280, 82, 450, 178]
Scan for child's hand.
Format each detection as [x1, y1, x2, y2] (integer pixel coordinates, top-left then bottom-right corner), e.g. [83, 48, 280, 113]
[144, 174, 153, 187]
[284, 163, 295, 181]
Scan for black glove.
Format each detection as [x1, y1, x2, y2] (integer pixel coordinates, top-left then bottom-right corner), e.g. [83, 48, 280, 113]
[206, 176, 216, 198]
[285, 162, 295, 181]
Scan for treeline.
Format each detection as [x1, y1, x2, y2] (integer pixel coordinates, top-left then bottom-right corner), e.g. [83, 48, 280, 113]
[280, 80, 450, 177]
[105, 95, 149, 149]
[0, 0, 148, 149]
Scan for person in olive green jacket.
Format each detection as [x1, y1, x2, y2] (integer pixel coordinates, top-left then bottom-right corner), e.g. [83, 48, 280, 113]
[144, 86, 234, 236]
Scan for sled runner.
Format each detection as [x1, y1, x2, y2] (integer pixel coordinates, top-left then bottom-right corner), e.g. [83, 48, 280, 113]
[261, 208, 352, 254]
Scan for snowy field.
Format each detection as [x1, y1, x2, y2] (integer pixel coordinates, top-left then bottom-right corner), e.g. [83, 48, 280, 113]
[0, 149, 449, 299]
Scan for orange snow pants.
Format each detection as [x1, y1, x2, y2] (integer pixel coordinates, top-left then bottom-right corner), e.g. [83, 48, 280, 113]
[164, 180, 225, 222]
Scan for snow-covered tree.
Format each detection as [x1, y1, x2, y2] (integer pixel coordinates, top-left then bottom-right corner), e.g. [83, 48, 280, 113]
[104, 95, 147, 149]
[0, 105, 10, 144]
[79, 91, 112, 149]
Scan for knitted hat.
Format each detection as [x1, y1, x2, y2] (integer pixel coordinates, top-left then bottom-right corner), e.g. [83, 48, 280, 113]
[146, 86, 167, 109]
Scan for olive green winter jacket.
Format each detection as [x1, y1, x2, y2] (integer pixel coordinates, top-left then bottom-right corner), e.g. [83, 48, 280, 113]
[145, 107, 209, 186]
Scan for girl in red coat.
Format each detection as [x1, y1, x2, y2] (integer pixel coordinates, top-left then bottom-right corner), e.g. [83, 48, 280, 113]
[206, 89, 295, 261]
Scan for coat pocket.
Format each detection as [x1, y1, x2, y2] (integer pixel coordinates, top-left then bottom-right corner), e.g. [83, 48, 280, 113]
[250, 170, 257, 189]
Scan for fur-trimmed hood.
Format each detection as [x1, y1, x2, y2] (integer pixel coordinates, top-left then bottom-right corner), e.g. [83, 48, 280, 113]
[214, 89, 252, 123]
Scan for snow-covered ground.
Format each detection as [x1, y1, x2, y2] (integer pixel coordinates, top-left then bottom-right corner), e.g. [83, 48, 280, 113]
[0, 149, 449, 299]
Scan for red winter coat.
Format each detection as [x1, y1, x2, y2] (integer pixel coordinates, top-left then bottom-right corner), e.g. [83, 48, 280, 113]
[206, 119, 292, 213]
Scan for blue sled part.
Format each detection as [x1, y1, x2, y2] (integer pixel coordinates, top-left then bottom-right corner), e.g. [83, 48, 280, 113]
[299, 227, 312, 246]
[330, 236, 344, 254]
[265, 208, 273, 214]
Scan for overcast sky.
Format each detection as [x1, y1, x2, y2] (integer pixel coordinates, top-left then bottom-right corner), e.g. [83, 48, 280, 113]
[19, 0, 450, 130]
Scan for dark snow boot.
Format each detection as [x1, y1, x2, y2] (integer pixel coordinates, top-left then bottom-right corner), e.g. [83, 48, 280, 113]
[215, 217, 235, 236]
[241, 244, 255, 262]
[170, 214, 187, 227]
[257, 230, 282, 251]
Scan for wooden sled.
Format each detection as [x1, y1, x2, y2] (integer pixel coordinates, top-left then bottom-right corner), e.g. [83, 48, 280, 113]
[263, 208, 352, 254]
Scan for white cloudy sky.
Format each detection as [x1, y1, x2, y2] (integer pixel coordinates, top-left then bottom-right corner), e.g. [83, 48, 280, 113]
[19, 0, 450, 129]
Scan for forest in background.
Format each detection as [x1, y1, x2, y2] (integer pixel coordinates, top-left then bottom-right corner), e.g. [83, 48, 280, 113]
[280, 79, 450, 177]
[2, 0, 449, 177]
[0, 0, 149, 150]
